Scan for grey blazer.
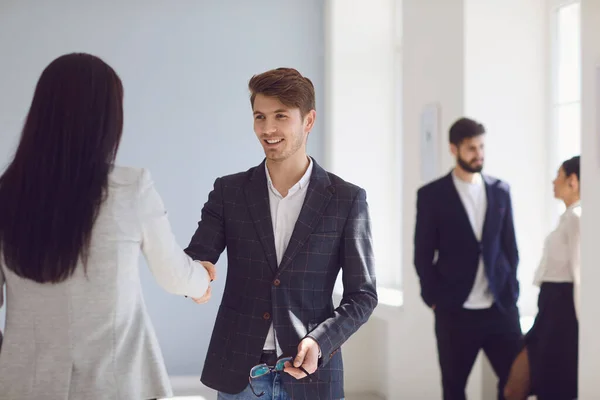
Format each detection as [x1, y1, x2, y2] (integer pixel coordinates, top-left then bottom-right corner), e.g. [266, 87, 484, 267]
[0, 166, 209, 400]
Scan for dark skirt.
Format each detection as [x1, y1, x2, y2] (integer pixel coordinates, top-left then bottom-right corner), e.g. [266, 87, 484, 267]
[525, 282, 578, 399]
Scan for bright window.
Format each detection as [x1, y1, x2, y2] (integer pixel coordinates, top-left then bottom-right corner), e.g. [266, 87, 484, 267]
[552, 0, 581, 214]
[326, 0, 402, 298]
[519, 0, 582, 331]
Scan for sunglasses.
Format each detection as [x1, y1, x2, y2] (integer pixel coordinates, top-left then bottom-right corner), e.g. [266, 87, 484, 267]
[248, 355, 321, 397]
[248, 356, 293, 397]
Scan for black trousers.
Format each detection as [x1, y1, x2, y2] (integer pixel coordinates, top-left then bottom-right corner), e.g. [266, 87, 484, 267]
[435, 304, 523, 400]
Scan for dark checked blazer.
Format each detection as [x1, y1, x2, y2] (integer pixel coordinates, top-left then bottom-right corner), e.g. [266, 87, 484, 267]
[184, 158, 378, 400]
[413, 172, 520, 312]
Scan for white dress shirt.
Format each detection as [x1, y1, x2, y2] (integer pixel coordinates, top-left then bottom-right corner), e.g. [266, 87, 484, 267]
[263, 158, 313, 353]
[533, 201, 581, 318]
[452, 172, 495, 309]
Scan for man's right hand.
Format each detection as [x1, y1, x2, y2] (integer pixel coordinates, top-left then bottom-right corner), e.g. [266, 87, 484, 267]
[191, 261, 217, 304]
[200, 261, 217, 282]
[192, 286, 212, 304]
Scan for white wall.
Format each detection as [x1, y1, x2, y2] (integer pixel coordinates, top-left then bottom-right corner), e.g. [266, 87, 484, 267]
[333, 0, 468, 397]
[0, 0, 325, 377]
[324, 2, 400, 395]
[579, 0, 600, 397]
[465, 0, 549, 319]
[334, 0, 548, 398]
[396, 0, 467, 397]
[464, 0, 548, 396]
[325, 0, 401, 291]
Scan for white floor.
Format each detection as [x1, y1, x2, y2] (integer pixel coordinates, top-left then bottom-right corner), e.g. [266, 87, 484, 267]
[164, 376, 383, 400]
[163, 376, 215, 399]
[165, 395, 382, 400]
[164, 394, 382, 400]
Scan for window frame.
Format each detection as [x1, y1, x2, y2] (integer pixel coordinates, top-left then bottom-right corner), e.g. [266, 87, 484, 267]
[549, 0, 581, 166]
[549, 0, 581, 217]
[326, 0, 404, 300]
[520, 0, 581, 327]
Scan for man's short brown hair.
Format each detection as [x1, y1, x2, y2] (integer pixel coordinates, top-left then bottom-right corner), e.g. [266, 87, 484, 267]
[449, 117, 486, 146]
[248, 68, 316, 117]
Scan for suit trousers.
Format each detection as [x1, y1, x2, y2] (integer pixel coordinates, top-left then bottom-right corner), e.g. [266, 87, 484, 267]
[434, 304, 523, 400]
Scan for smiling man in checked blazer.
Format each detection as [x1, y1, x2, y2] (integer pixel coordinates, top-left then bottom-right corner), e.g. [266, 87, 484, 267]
[184, 67, 378, 400]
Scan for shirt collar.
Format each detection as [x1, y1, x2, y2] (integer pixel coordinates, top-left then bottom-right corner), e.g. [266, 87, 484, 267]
[451, 170, 483, 185]
[265, 157, 313, 196]
[566, 200, 581, 212]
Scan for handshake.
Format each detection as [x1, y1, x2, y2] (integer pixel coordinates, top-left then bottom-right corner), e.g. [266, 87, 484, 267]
[191, 261, 217, 305]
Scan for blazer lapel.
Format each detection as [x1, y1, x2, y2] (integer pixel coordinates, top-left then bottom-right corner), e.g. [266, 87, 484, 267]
[444, 172, 479, 244]
[244, 160, 278, 274]
[277, 160, 333, 273]
[481, 174, 495, 244]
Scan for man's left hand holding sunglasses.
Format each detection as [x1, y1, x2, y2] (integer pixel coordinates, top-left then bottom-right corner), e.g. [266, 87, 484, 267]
[284, 337, 321, 380]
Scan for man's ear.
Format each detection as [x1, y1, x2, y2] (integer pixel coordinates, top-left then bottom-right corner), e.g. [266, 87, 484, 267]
[304, 110, 316, 133]
[450, 143, 458, 157]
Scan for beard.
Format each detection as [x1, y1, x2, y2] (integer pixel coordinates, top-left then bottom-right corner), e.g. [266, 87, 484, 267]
[457, 155, 483, 173]
[263, 131, 306, 162]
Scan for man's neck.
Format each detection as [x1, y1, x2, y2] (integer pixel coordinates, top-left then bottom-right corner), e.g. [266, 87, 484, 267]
[453, 166, 480, 183]
[267, 152, 310, 197]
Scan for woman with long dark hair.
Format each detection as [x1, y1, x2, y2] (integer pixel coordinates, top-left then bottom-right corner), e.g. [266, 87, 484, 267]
[504, 155, 581, 400]
[0, 53, 214, 400]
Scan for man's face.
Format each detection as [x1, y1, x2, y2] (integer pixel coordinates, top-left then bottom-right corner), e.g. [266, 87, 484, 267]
[252, 94, 315, 163]
[451, 135, 485, 173]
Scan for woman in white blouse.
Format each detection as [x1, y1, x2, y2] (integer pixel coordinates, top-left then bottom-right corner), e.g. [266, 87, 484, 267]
[505, 155, 580, 400]
[0, 53, 214, 400]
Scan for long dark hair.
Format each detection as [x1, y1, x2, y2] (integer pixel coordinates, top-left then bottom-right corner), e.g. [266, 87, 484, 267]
[0, 53, 124, 283]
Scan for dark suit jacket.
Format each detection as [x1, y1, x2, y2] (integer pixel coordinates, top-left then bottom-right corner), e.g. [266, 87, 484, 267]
[413, 172, 519, 311]
[185, 158, 378, 399]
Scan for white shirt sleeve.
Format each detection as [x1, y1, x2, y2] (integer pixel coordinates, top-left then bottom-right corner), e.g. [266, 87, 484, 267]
[138, 169, 209, 298]
[566, 210, 581, 320]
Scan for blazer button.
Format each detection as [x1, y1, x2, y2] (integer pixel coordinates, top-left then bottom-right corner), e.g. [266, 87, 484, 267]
[273, 279, 281, 286]
[263, 312, 271, 320]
